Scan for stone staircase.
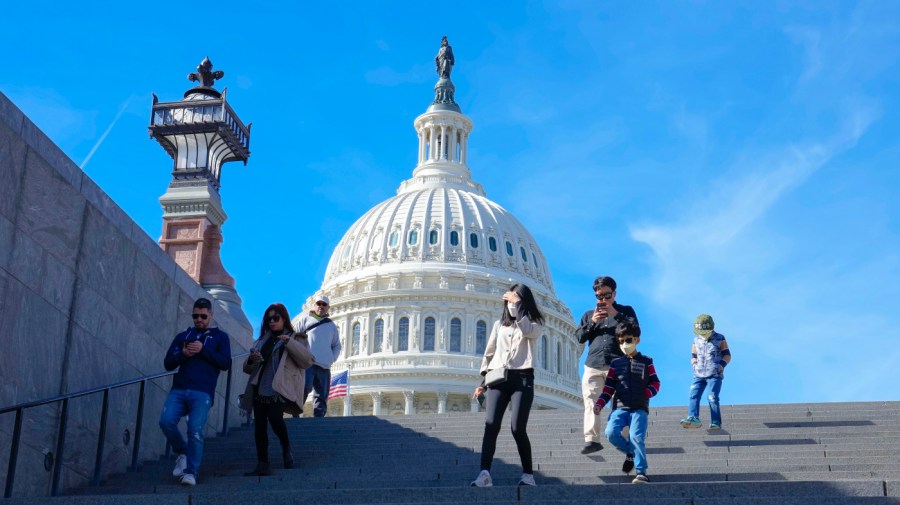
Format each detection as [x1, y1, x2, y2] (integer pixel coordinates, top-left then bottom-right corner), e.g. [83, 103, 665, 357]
[16, 401, 900, 503]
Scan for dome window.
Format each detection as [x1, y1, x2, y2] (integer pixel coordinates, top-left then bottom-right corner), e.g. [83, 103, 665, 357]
[409, 230, 419, 245]
[476, 320, 487, 355]
[374, 319, 384, 353]
[398, 317, 409, 351]
[532, 252, 538, 267]
[450, 318, 462, 352]
[469, 233, 478, 248]
[352, 323, 361, 356]
[429, 229, 439, 245]
[389, 231, 399, 247]
[557, 341, 563, 374]
[506, 241, 514, 256]
[423, 317, 436, 351]
[540, 335, 548, 369]
[520, 246, 527, 262]
[488, 237, 497, 252]
[450, 231, 459, 247]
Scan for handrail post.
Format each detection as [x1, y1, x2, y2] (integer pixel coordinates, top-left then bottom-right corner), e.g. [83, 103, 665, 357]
[4, 409, 23, 498]
[50, 398, 69, 497]
[129, 380, 146, 471]
[220, 365, 233, 436]
[92, 389, 110, 486]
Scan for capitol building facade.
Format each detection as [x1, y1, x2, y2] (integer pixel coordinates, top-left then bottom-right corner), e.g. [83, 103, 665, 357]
[297, 41, 581, 415]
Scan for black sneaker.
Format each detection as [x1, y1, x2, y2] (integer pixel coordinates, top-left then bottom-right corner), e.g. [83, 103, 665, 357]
[622, 453, 634, 473]
[580, 442, 603, 455]
[632, 473, 649, 484]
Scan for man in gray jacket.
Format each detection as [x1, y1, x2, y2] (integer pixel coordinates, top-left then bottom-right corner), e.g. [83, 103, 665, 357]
[298, 294, 342, 417]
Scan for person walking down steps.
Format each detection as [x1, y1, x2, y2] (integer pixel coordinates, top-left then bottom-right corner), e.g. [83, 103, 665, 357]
[242, 303, 313, 476]
[471, 284, 544, 488]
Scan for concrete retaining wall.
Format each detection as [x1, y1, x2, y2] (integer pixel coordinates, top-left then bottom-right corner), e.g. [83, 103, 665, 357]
[0, 91, 253, 496]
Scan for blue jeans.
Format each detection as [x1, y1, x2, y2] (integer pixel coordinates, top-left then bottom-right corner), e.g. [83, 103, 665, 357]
[304, 365, 331, 417]
[158, 389, 212, 476]
[605, 409, 649, 474]
[688, 376, 723, 424]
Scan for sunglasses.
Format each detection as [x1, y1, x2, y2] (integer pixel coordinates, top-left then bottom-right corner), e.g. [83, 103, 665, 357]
[315, 301, 329, 307]
[596, 292, 614, 301]
[191, 313, 208, 320]
[266, 314, 282, 323]
[617, 337, 635, 344]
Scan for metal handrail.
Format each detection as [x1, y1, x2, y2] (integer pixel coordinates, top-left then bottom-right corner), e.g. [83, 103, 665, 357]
[1, 351, 250, 498]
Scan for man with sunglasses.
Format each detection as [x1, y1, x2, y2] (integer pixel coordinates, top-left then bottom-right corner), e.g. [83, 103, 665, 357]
[159, 298, 232, 486]
[297, 294, 341, 417]
[574, 276, 638, 455]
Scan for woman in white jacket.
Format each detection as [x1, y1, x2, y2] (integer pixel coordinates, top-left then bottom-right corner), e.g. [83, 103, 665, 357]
[471, 283, 544, 487]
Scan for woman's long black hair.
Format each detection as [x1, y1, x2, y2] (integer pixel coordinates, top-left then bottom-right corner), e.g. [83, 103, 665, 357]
[258, 302, 296, 339]
[500, 283, 544, 327]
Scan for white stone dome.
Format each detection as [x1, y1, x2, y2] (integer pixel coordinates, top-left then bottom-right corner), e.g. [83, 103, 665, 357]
[299, 52, 581, 415]
[324, 179, 554, 294]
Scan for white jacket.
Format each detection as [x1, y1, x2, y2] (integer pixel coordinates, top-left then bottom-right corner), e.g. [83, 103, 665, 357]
[479, 316, 542, 373]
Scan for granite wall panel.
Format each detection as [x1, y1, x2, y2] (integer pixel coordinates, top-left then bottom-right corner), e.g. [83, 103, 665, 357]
[80, 175, 133, 239]
[0, 213, 13, 272]
[9, 226, 78, 315]
[130, 261, 178, 347]
[16, 150, 86, 270]
[0, 119, 27, 221]
[76, 206, 137, 317]
[131, 223, 176, 280]
[0, 92, 25, 135]
[40, 251, 77, 316]
[0, 278, 67, 403]
[8, 228, 43, 295]
[20, 118, 81, 189]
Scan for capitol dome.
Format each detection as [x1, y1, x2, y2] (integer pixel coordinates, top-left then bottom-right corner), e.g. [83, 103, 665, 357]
[299, 40, 581, 415]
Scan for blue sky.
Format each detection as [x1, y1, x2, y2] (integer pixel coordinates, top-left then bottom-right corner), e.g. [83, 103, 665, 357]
[3, 1, 899, 408]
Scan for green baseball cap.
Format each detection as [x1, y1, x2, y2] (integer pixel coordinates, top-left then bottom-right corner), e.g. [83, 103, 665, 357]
[693, 314, 715, 337]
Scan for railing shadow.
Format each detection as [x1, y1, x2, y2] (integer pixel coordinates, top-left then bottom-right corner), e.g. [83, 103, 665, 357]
[0, 351, 249, 498]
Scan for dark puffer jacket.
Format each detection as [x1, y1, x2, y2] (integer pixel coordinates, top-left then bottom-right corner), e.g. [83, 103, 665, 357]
[595, 353, 661, 413]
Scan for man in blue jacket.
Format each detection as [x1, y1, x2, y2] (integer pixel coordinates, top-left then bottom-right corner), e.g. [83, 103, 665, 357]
[158, 298, 231, 486]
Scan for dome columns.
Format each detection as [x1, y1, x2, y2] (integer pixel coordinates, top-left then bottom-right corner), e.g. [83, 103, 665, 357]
[413, 112, 472, 179]
[403, 390, 416, 415]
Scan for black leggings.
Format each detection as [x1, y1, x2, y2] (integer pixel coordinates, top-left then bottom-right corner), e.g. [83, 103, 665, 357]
[252, 398, 290, 462]
[480, 369, 534, 474]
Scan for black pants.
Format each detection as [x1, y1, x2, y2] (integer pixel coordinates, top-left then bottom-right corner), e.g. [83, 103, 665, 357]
[252, 398, 290, 463]
[480, 369, 534, 474]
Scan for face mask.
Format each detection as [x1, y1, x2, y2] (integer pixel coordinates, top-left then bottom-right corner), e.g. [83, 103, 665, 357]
[507, 302, 519, 318]
[620, 341, 637, 355]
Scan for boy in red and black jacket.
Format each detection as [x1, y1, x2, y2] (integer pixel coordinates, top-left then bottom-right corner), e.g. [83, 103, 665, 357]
[593, 317, 660, 484]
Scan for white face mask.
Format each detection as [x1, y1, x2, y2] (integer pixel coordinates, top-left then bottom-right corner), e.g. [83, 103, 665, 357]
[507, 302, 519, 318]
[620, 341, 637, 355]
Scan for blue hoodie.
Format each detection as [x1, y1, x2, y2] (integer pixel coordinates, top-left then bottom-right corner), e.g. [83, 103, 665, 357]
[163, 326, 232, 402]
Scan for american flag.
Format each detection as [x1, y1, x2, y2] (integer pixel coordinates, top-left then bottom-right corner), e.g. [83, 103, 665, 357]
[328, 370, 349, 400]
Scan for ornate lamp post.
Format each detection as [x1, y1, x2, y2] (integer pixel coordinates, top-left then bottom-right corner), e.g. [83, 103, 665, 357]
[149, 57, 251, 323]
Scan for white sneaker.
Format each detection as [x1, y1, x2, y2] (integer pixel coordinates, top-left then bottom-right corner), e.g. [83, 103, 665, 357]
[172, 454, 187, 478]
[519, 473, 536, 486]
[471, 469, 492, 487]
[179, 474, 196, 486]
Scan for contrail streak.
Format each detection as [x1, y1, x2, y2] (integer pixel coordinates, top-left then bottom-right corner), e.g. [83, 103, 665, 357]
[80, 97, 132, 169]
